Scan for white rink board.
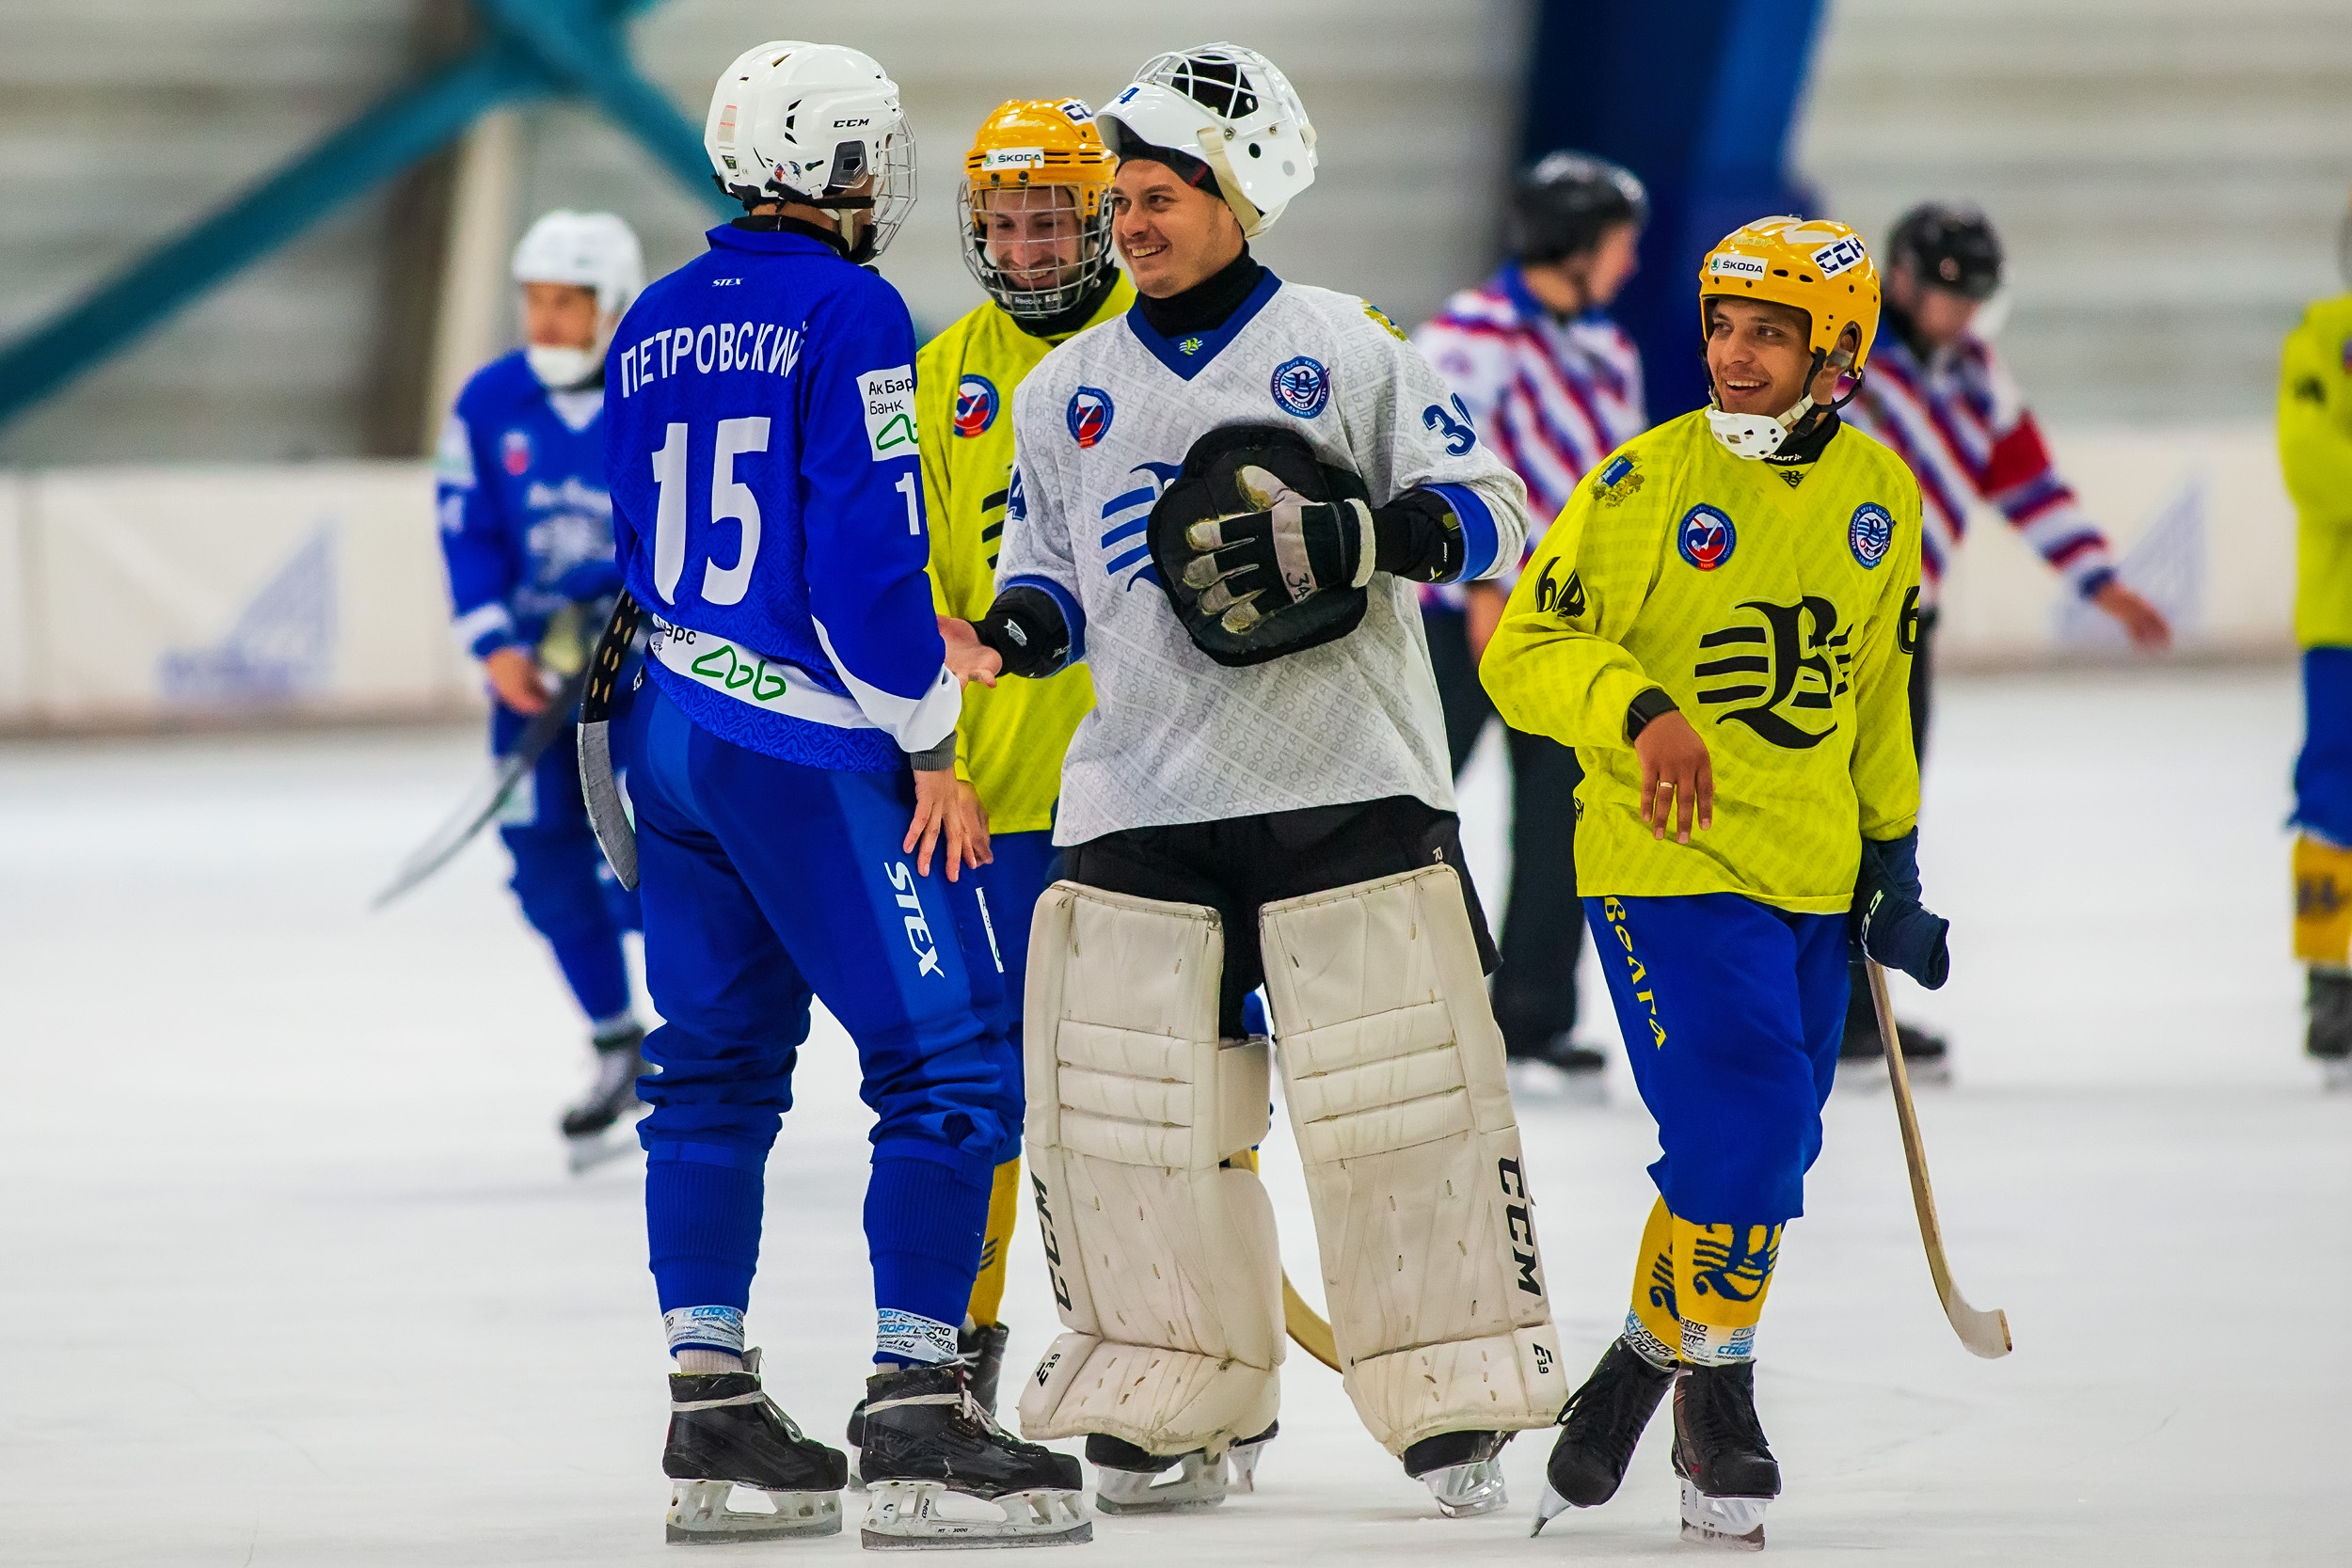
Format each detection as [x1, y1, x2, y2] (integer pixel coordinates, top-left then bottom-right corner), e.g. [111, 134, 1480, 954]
[0, 667, 2343, 1564]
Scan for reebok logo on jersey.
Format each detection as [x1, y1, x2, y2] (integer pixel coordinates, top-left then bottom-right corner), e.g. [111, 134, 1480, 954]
[882, 861, 943, 977]
[861, 366, 918, 460]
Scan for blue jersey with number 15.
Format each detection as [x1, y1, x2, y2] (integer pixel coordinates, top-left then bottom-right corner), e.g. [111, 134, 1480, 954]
[604, 223, 957, 772]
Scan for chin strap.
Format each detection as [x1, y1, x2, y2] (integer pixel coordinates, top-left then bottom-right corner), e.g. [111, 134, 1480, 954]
[1703, 345, 1861, 460]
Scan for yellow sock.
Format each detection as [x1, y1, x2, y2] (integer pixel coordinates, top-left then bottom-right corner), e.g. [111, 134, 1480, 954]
[1622, 1196, 1681, 1367]
[1672, 1214, 1783, 1366]
[964, 1157, 1022, 1328]
[2295, 834, 2352, 964]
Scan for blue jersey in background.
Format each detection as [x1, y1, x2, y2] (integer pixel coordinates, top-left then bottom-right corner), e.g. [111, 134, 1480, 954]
[604, 224, 958, 771]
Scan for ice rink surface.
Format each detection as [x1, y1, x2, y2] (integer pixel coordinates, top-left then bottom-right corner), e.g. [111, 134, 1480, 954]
[2, 665, 2344, 1565]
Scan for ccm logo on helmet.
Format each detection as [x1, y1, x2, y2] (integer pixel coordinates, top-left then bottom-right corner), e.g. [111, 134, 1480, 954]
[833, 117, 871, 129]
[1811, 236, 1868, 277]
[882, 861, 943, 977]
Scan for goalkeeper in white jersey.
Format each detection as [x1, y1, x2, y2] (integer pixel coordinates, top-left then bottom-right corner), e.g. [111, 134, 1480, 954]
[942, 43, 1566, 1523]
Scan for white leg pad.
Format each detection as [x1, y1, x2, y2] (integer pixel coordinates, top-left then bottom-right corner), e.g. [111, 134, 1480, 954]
[1016, 881, 1282, 1458]
[1259, 865, 1567, 1455]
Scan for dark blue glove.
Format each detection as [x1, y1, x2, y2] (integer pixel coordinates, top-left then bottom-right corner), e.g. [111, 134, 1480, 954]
[1852, 830, 1951, 990]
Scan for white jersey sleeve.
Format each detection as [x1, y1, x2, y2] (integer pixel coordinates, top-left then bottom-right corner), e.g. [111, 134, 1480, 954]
[996, 372, 1090, 664]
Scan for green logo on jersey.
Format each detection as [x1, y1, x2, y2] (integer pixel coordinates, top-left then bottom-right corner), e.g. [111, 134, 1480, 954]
[873, 411, 917, 452]
[690, 641, 790, 704]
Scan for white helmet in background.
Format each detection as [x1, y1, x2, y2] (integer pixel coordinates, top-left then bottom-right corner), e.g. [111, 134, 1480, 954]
[512, 210, 643, 389]
[703, 40, 915, 263]
[1098, 43, 1316, 238]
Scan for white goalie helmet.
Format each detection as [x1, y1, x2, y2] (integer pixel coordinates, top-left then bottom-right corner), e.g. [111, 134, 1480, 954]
[511, 210, 643, 389]
[1098, 42, 1317, 238]
[702, 40, 916, 262]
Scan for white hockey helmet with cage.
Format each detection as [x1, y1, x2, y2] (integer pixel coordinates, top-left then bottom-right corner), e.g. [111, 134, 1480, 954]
[1098, 43, 1317, 238]
[702, 41, 915, 262]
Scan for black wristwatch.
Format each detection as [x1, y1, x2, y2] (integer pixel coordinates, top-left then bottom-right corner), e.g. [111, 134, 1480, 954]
[1626, 686, 1680, 742]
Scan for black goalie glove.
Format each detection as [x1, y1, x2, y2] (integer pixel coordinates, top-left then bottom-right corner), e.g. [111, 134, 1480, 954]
[1148, 425, 1377, 667]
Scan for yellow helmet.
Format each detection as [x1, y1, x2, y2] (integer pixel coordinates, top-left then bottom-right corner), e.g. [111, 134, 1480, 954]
[1696, 215, 1882, 457]
[960, 99, 1118, 322]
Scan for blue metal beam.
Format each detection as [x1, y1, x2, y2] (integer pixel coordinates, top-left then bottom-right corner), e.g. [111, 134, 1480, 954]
[0, 0, 724, 433]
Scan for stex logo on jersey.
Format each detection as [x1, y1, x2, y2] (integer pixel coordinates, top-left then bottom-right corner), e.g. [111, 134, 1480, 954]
[501, 429, 532, 476]
[1068, 387, 1114, 449]
[1098, 460, 1184, 592]
[953, 374, 999, 438]
[1694, 595, 1851, 751]
[1270, 356, 1331, 419]
[1678, 505, 1737, 571]
[1849, 503, 1895, 568]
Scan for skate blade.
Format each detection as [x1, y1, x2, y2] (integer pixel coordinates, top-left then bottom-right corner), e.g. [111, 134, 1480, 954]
[1678, 1481, 1766, 1551]
[1529, 1481, 1574, 1537]
[861, 1480, 1090, 1548]
[665, 1479, 841, 1543]
[1423, 1456, 1508, 1519]
[1092, 1450, 1229, 1514]
[1226, 1434, 1273, 1495]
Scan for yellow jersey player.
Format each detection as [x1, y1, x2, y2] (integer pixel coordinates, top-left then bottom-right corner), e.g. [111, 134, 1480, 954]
[848, 100, 1133, 1463]
[2280, 189, 2352, 1092]
[1482, 217, 1953, 1550]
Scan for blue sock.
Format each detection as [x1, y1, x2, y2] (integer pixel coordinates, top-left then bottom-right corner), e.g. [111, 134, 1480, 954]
[647, 1153, 762, 1311]
[549, 926, 631, 1023]
[866, 1145, 990, 1362]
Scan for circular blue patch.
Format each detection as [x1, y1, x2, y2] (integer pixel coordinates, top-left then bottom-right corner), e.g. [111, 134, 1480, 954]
[1067, 386, 1114, 450]
[1849, 502, 1894, 569]
[1270, 356, 1331, 419]
[1677, 504, 1737, 572]
[953, 374, 998, 438]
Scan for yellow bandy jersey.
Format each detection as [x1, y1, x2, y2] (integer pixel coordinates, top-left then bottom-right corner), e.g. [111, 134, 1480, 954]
[919, 278, 1133, 832]
[1482, 409, 1923, 912]
[2278, 294, 2352, 649]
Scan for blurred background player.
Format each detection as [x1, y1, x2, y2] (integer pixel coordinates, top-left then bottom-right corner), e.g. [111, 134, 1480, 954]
[604, 41, 1082, 1547]
[433, 209, 648, 1154]
[1484, 217, 1949, 1550]
[845, 95, 1134, 1462]
[1414, 152, 1649, 1085]
[1837, 201, 2172, 1074]
[2279, 190, 2352, 1091]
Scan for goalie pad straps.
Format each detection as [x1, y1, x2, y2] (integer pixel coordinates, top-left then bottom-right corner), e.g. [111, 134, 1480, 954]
[1017, 882, 1283, 1460]
[1259, 865, 1567, 1455]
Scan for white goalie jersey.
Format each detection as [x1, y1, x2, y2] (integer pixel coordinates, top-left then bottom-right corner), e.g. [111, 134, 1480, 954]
[997, 273, 1531, 845]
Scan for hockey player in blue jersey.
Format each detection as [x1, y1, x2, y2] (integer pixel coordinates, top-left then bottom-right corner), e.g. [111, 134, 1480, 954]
[434, 209, 649, 1156]
[596, 40, 1085, 1548]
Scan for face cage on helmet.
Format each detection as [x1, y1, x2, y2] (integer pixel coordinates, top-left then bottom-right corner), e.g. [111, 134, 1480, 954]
[959, 182, 1115, 321]
[726, 123, 917, 263]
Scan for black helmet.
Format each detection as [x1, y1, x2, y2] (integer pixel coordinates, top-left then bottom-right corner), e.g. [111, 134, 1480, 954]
[1510, 151, 1647, 265]
[1887, 202, 2004, 301]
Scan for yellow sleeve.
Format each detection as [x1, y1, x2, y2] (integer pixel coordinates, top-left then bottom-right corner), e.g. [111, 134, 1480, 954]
[2280, 311, 2352, 523]
[1480, 476, 1663, 751]
[914, 334, 976, 782]
[1848, 483, 1924, 841]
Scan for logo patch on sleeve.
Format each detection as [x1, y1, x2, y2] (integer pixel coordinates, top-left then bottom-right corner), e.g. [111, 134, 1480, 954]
[1677, 504, 1737, 571]
[953, 374, 998, 438]
[1067, 387, 1114, 449]
[1363, 302, 1407, 341]
[860, 366, 918, 459]
[1849, 502, 1894, 567]
[1270, 356, 1331, 418]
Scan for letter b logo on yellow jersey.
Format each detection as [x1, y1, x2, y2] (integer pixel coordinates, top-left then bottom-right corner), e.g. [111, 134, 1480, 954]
[1693, 595, 1851, 750]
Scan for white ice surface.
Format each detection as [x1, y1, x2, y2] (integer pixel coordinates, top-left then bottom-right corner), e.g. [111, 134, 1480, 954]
[1, 667, 2344, 1565]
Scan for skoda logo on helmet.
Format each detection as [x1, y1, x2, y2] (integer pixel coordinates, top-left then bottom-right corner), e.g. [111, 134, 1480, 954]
[1678, 505, 1737, 571]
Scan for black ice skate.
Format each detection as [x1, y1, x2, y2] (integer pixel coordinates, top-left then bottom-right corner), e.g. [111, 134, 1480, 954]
[1086, 1422, 1277, 1514]
[1839, 1013, 1950, 1085]
[2308, 970, 2352, 1090]
[848, 1319, 1012, 1487]
[1670, 1362, 1780, 1551]
[1402, 1428, 1512, 1518]
[1531, 1338, 1675, 1533]
[563, 1022, 647, 1173]
[858, 1361, 1089, 1547]
[663, 1349, 849, 1544]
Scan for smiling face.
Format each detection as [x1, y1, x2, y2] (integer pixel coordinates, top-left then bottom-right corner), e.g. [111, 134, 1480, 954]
[1110, 159, 1244, 297]
[977, 185, 1087, 292]
[1705, 297, 1822, 418]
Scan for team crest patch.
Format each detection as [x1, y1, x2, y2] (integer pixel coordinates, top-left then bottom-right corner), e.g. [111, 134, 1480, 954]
[1067, 386, 1114, 449]
[1678, 505, 1737, 571]
[953, 374, 998, 438]
[501, 429, 532, 476]
[1270, 356, 1331, 419]
[1363, 302, 1406, 341]
[1849, 503, 1894, 568]
[1597, 453, 1645, 506]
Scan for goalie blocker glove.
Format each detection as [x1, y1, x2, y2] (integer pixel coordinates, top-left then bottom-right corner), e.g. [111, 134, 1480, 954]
[1851, 829, 1951, 990]
[1147, 424, 1465, 668]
